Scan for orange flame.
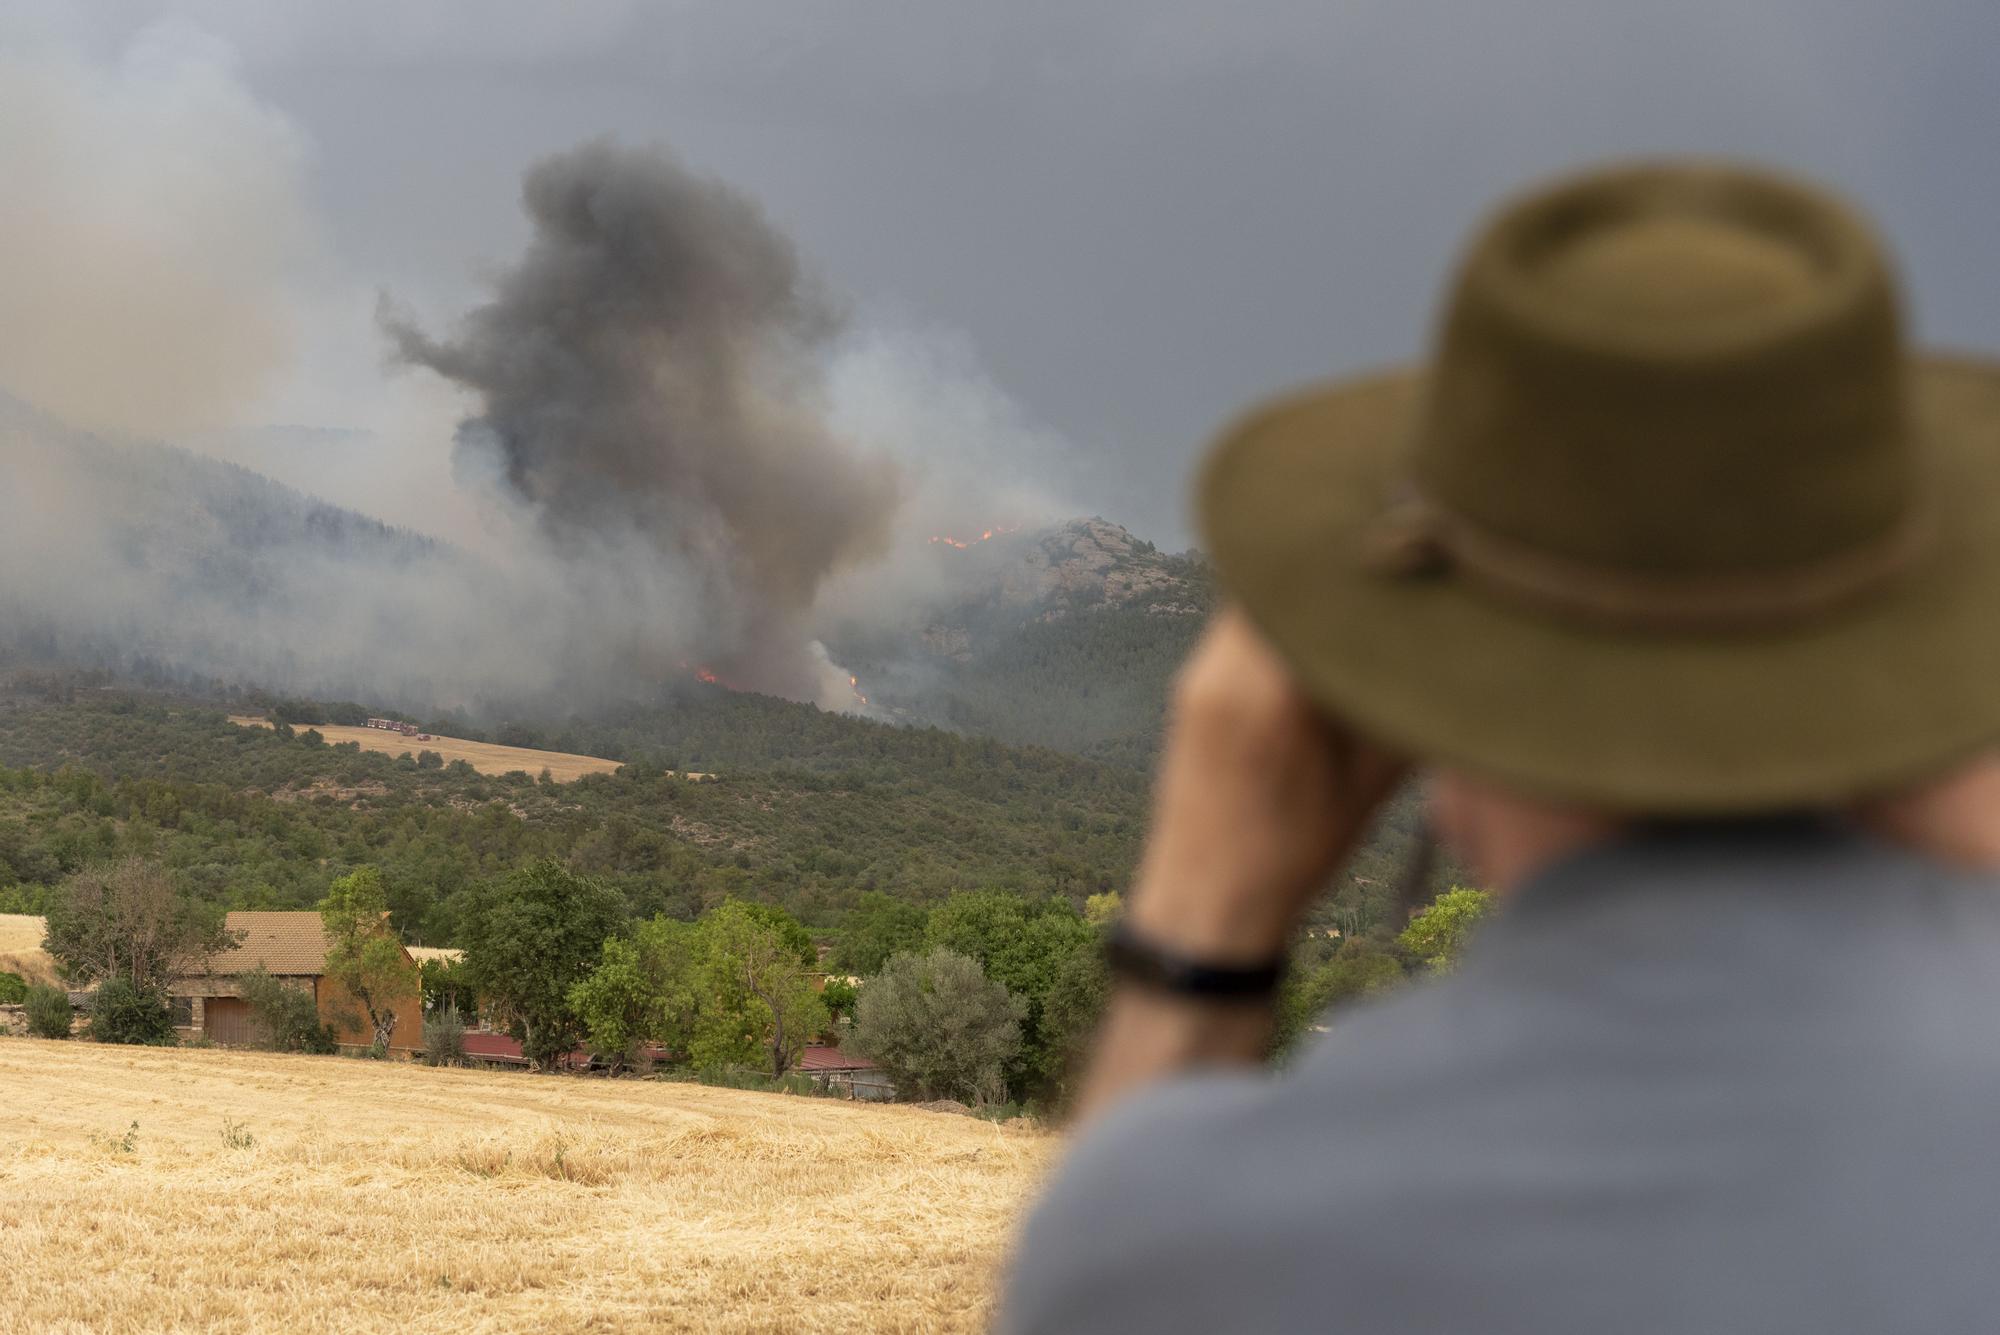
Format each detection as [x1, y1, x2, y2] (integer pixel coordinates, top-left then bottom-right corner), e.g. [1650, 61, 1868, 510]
[928, 522, 1021, 550]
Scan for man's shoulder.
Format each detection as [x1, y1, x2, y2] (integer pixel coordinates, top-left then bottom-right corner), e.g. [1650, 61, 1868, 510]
[1002, 981, 1473, 1335]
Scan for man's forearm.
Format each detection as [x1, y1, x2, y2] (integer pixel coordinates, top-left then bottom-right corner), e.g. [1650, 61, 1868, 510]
[1075, 987, 1275, 1121]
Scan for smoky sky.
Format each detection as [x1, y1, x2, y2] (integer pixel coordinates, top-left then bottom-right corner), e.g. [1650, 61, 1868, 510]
[386, 140, 897, 635]
[19, 1, 2000, 550]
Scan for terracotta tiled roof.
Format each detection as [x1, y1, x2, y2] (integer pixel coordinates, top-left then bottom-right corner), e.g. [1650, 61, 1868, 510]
[204, 911, 332, 977]
[796, 1044, 878, 1073]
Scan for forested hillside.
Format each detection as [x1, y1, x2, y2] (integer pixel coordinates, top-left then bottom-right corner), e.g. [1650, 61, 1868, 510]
[833, 518, 1218, 764]
[0, 682, 1446, 949]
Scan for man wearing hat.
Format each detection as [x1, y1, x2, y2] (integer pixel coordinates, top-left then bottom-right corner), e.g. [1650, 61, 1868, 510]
[1003, 160, 2000, 1333]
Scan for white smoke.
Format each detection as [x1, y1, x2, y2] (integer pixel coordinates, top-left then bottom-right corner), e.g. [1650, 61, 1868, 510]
[0, 21, 312, 438]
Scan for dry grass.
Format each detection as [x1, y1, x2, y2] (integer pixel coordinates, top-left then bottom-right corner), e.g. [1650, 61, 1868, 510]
[0, 1041, 1054, 1333]
[0, 911, 55, 985]
[227, 717, 633, 782]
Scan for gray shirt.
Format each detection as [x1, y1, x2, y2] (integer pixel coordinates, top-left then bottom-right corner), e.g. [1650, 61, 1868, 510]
[1004, 821, 2000, 1333]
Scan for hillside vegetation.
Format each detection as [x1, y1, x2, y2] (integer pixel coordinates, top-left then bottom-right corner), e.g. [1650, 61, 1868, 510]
[0, 1040, 1051, 1333]
[0, 686, 1149, 944]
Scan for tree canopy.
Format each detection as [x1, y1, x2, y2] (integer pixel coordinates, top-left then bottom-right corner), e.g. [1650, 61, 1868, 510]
[319, 867, 417, 1052]
[459, 859, 624, 1069]
[851, 948, 1024, 1105]
[40, 857, 235, 995]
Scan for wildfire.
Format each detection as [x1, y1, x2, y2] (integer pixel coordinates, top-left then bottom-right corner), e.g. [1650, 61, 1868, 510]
[849, 674, 868, 707]
[928, 523, 1021, 550]
[677, 659, 733, 689]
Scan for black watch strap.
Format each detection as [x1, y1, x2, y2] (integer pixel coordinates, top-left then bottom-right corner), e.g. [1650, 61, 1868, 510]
[1103, 920, 1287, 1001]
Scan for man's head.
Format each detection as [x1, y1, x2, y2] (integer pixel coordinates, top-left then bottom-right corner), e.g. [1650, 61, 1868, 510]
[1197, 160, 2000, 824]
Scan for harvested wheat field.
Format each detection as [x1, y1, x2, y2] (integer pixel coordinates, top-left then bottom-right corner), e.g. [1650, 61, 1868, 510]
[227, 716, 636, 782]
[0, 912, 55, 984]
[0, 1041, 1055, 1333]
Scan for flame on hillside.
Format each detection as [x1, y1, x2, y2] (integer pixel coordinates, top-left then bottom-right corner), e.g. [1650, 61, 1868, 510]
[678, 660, 731, 689]
[928, 523, 1021, 550]
[680, 656, 871, 712]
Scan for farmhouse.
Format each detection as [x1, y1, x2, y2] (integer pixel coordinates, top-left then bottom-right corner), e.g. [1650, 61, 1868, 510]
[172, 911, 425, 1054]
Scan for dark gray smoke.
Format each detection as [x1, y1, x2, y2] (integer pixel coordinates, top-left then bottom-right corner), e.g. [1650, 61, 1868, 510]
[383, 139, 900, 698]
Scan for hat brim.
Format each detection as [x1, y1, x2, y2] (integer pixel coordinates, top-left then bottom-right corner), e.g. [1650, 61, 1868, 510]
[1198, 357, 2000, 812]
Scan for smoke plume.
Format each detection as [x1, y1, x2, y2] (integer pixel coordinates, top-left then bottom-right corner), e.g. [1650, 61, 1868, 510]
[0, 24, 309, 438]
[383, 139, 900, 702]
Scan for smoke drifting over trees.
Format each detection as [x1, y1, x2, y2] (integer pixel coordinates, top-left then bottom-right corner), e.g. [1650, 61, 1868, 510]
[384, 140, 900, 703]
[0, 25, 1070, 722]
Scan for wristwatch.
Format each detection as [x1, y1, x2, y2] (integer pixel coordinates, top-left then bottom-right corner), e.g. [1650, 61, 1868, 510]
[1103, 920, 1287, 1001]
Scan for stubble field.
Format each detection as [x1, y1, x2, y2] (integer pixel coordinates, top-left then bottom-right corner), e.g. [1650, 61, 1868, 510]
[0, 912, 56, 984]
[226, 717, 631, 782]
[0, 1041, 1053, 1333]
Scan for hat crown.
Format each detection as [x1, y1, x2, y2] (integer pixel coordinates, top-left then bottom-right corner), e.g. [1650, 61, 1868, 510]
[1414, 163, 1915, 588]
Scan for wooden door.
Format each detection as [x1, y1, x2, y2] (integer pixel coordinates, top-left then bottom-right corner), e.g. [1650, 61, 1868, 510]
[204, 996, 255, 1046]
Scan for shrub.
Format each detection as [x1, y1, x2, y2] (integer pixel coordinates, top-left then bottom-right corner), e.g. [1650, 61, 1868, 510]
[239, 968, 338, 1054]
[90, 976, 178, 1045]
[24, 984, 72, 1039]
[423, 1006, 468, 1067]
[0, 970, 27, 1004]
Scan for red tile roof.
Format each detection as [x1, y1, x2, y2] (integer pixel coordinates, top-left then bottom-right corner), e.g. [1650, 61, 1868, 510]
[796, 1044, 877, 1072]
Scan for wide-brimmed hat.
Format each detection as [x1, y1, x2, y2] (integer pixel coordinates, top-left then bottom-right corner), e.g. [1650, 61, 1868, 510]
[1199, 160, 2000, 812]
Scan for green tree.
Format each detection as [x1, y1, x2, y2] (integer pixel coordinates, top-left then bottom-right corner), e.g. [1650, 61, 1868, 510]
[417, 956, 477, 1018]
[1275, 942, 1406, 1052]
[852, 948, 1024, 1105]
[41, 858, 237, 995]
[696, 901, 828, 1078]
[0, 970, 26, 1004]
[926, 890, 1096, 1099]
[568, 916, 702, 1068]
[1037, 938, 1111, 1098]
[819, 976, 858, 1029]
[319, 868, 418, 1052]
[1397, 887, 1493, 971]
[88, 974, 177, 1045]
[1083, 891, 1123, 925]
[460, 860, 624, 1070]
[834, 892, 927, 975]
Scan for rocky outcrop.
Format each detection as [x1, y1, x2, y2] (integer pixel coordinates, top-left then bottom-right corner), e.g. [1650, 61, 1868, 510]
[989, 518, 1203, 621]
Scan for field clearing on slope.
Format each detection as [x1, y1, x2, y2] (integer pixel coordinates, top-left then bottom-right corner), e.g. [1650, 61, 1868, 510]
[0, 1041, 1053, 1333]
[227, 717, 633, 782]
[0, 912, 55, 984]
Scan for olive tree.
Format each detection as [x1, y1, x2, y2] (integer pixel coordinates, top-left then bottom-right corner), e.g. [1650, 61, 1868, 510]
[852, 948, 1025, 1105]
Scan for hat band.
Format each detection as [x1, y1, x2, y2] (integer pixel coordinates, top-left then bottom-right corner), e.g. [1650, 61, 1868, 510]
[1365, 488, 1932, 631]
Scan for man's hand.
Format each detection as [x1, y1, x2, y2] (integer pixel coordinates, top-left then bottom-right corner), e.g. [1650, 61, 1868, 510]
[1126, 607, 1405, 962]
[1076, 608, 1404, 1120]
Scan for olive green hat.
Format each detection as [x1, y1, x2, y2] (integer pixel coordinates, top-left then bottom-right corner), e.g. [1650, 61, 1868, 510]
[1199, 160, 2000, 812]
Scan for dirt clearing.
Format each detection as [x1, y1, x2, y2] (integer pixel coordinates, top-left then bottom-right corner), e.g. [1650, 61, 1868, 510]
[0, 1041, 1053, 1332]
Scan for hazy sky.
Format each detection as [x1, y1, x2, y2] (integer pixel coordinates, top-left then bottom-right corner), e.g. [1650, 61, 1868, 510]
[11, 1, 2000, 545]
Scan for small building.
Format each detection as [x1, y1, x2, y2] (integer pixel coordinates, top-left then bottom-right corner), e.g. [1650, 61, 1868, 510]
[172, 911, 426, 1055]
[796, 1043, 896, 1101]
